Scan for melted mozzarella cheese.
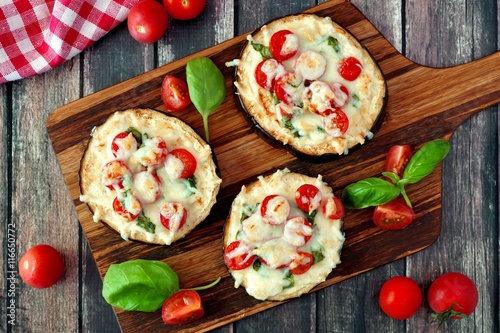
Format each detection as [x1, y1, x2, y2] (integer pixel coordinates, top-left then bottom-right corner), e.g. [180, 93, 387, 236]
[114, 132, 138, 160]
[283, 217, 313, 247]
[131, 171, 160, 204]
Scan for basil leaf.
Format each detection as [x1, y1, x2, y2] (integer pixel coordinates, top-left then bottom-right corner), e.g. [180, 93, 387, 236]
[251, 41, 271, 59]
[102, 259, 179, 312]
[403, 139, 450, 184]
[126, 127, 143, 145]
[327, 36, 341, 53]
[136, 214, 155, 233]
[312, 250, 325, 264]
[341, 177, 401, 209]
[186, 57, 226, 142]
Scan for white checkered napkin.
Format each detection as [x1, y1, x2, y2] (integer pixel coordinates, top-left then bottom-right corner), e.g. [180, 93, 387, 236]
[0, 0, 139, 84]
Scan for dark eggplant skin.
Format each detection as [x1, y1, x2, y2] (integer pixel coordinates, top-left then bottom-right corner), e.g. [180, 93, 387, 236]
[231, 13, 388, 164]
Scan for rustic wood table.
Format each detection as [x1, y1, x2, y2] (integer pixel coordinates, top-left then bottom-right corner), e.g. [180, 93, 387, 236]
[1, 0, 498, 332]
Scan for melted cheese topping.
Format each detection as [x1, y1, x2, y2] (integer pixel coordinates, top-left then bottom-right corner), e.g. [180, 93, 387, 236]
[224, 169, 345, 301]
[79, 109, 222, 245]
[233, 14, 386, 156]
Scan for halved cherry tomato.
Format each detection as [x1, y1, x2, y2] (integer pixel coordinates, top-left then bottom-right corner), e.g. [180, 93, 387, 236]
[260, 194, 290, 225]
[283, 216, 313, 247]
[289, 252, 314, 275]
[111, 131, 139, 158]
[330, 82, 350, 107]
[269, 30, 299, 61]
[338, 56, 362, 81]
[136, 136, 168, 167]
[167, 148, 197, 179]
[224, 241, 256, 270]
[322, 196, 345, 220]
[163, 0, 206, 20]
[379, 276, 422, 320]
[112, 195, 142, 221]
[373, 198, 415, 230]
[128, 0, 169, 44]
[255, 59, 280, 91]
[385, 145, 412, 179]
[101, 160, 131, 190]
[274, 72, 303, 105]
[428, 272, 478, 320]
[160, 202, 187, 231]
[295, 184, 322, 213]
[322, 108, 349, 137]
[162, 290, 204, 325]
[19, 244, 65, 288]
[161, 75, 191, 112]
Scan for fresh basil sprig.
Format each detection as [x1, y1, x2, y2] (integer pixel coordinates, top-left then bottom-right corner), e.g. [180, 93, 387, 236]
[341, 139, 450, 209]
[251, 41, 271, 59]
[186, 57, 226, 142]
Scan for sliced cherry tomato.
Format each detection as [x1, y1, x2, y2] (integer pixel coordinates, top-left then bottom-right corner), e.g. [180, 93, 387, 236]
[101, 160, 131, 190]
[428, 272, 478, 320]
[302, 80, 336, 114]
[322, 108, 349, 137]
[295, 184, 322, 213]
[283, 216, 313, 247]
[330, 82, 350, 107]
[274, 72, 303, 105]
[379, 276, 422, 320]
[160, 202, 187, 231]
[260, 194, 290, 225]
[224, 241, 256, 270]
[373, 198, 415, 230]
[128, 0, 169, 44]
[113, 195, 142, 221]
[162, 290, 204, 325]
[135, 136, 168, 167]
[163, 0, 206, 20]
[289, 252, 314, 275]
[111, 131, 139, 158]
[255, 59, 280, 91]
[276, 102, 295, 120]
[269, 30, 299, 61]
[322, 196, 345, 220]
[132, 171, 162, 204]
[385, 145, 412, 179]
[161, 75, 191, 112]
[338, 56, 362, 81]
[166, 148, 197, 179]
[19, 244, 64, 289]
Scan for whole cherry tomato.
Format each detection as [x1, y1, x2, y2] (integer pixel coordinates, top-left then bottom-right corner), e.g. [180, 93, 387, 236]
[373, 198, 415, 230]
[161, 75, 191, 112]
[428, 272, 478, 321]
[295, 184, 322, 213]
[385, 145, 412, 179]
[338, 56, 362, 81]
[224, 241, 255, 270]
[163, 0, 206, 20]
[19, 244, 65, 288]
[127, 0, 169, 44]
[162, 290, 204, 324]
[379, 276, 422, 320]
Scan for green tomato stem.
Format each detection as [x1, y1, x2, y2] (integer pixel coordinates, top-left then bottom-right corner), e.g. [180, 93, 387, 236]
[183, 277, 221, 291]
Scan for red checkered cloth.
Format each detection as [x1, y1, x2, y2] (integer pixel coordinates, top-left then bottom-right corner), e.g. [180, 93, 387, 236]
[0, 0, 139, 84]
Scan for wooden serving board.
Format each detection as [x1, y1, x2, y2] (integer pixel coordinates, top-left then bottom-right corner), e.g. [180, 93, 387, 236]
[47, 0, 500, 332]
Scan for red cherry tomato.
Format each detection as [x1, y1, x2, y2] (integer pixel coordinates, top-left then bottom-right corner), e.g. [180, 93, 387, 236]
[330, 82, 350, 107]
[283, 216, 313, 247]
[259, 257, 290, 270]
[161, 75, 191, 112]
[111, 131, 139, 158]
[160, 202, 187, 231]
[322, 108, 349, 137]
[338, 56, 362, 81]
[113, 195, 142, 221]
[255, 59, 280, 91]
[136, 136, 168, 167]
[274, 72, 303, 105]
[295, 184, 322, 213]
[289, 252, 314, 275]
[128, 0, 169, 44]
[168, 148, 197, 179]
[101, 160, 131, 190]
[385, 145, 412, 179]
[163, 0, 206, 20]
[269, 30, 299, 61]
[260, 194, 290, 225]
[224, 241, 256, 270]
[322, 196, 345, 220]
[373, 198, 415, 230]
[19, 244, 64, 288]
[379, 276, 422, 320]
[162, 290, 204, 325]
[428, 272, 478, 320]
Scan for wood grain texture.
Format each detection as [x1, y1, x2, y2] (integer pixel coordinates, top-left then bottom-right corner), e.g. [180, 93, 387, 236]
[45, 1, 500, 332]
